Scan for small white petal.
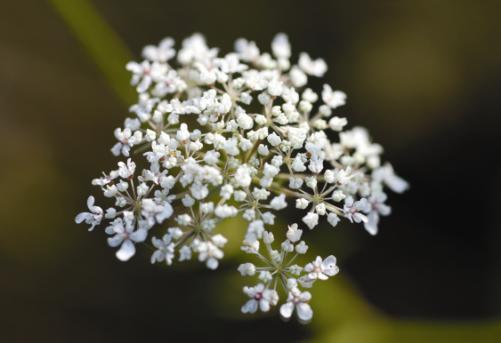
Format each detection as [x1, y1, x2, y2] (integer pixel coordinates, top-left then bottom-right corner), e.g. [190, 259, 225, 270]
[75, 213, 88, 224]
[364, 212, 379, 235]
[259, 299, 271, 312]
[280, 302, 294, 319]
[241, 299, 258, 314]
[107, 235, 123, 248]
[116, 240, 136, 261]
[296, 303, 313, 322]
[130, 229, 148, 242]
[86, 196, 95, 209]
[206, 257, 219, 270]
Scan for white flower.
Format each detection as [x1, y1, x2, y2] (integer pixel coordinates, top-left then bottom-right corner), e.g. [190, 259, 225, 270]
[295, 241, 309, 254]
[267, 79, 283, 97]
[216, 53, 248, 74]
[246, 220, 265, 243]
[302, 212, 319, 230]
[343, 196, 369, 223]
[322, 85, 346, 109]
[304, 256, 339, 281]
[302, 88, 318, 102]
[107, 213, 148, 261]
[327, 213, 340, 227]
[220, 184, 234, 200]
[241, 284, 279, 313]
[234, 190, 247, 201]
[324, 170, 335, 183]
[151, 234, 175, 265]
[212, 234, 227, 247]
[299, 53, 327, 77]
[364, 191, 391, 235]
[315, 203, 326, 215]
[176, 123, 191, 142]
[142, 198, 173, 224]
[286, 126, 308, 149]
[296, 198, 310, 210]
[308, 156, 324, 174]
[75, 196, 103, 231]
[126, 61, 157, 93]
[263, 231, 274, 244]
[267, 132, 282, 146]
[289, 177, 303, 189]
[261, 212, 275, 225]
[236, 112, 254, 130]
[142, 37, 176, 62]
[286, 223, 302, 242]
[281, 240, 294, 252]
[270, 194, 287, 210]
[263, 163, 279, 177]
[194, 236, 227, 270]
[332, 168, 351, 185]
[271, 33, 291, 60]
[241, 239, 260, 254]
[257, 144, 269, 156]
[204, 150, 220, 165]
[238, 263, 256, 276]
[292, 156, 307, 172]
[235, 38, 260, 62]
[234, 164, 252, 188]
[305, 176, 317, 189]
[372, 163, 409, 194]
[112, 128, 143, 156]
[252, 188, 270, 200]
[176, 214, 192, 226]
[215, 205, 238, 218]
[290, 66, 307, 87]
[280, 288, 313, 322]
[117, 158, 136, 179]
[179, 245, 192, 261]
[332, 190, 346, 202]
[328, 116, 348, 131]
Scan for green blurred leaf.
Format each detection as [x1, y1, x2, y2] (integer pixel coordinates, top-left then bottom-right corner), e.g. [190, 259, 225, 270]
[48, 0, 135, 103]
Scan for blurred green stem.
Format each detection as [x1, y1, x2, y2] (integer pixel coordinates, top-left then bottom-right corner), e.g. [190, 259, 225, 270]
[48, 0, 135, 104]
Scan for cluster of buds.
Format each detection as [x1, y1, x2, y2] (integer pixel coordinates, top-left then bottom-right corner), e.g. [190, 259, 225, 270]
[76, 33, 407, 323]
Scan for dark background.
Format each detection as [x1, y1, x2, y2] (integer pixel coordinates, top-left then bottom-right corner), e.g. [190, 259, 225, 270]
[1, 0, 500, 342]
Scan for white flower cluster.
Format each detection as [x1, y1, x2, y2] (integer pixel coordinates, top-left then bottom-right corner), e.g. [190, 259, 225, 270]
[76, 33, 408, 323]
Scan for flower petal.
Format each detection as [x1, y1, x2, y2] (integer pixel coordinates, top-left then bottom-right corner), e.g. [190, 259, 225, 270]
[364, 212, 379, 236]
[75, 212, 89, 224]
[116, 240, 136, 261]
[130, 229, 148, 242]
[86, 196, 95, 209]
[107, 235, 123, 248]
[297, 303, 313, 322]
[259, 299, 270, 312]
[280, 302, 294, 319]
[241, 299, 258, 314]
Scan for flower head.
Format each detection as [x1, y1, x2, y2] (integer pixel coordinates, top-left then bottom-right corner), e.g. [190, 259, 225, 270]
[76, 33, 407, 324]
[242, 284, 279, 313]
[280, 287, 313, 322]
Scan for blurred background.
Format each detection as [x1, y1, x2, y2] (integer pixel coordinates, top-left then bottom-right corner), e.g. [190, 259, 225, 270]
[1, 0, 501, 342]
